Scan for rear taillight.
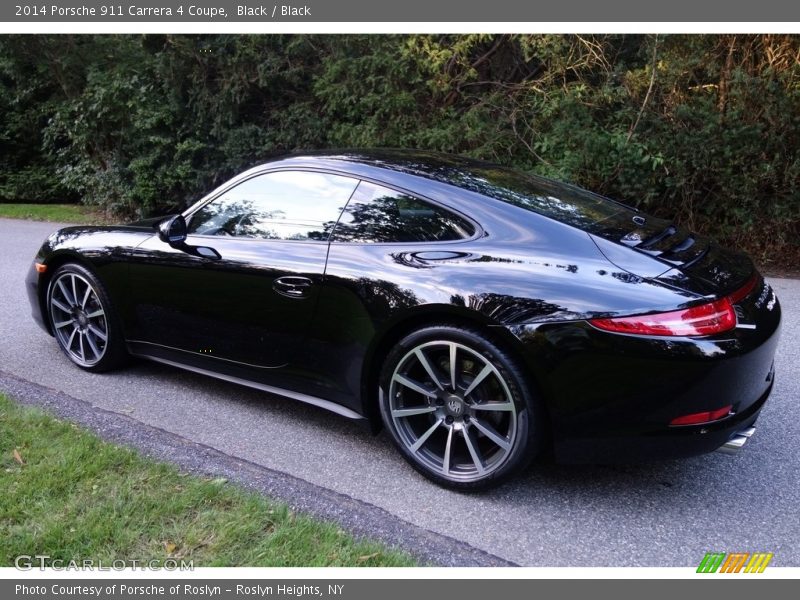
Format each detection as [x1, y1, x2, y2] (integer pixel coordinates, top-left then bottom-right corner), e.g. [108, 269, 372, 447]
[590, 297, 737, 337]
[589, 273, 758, 336]
[590, 297, 736, 337]
[590, 273, 759, 337]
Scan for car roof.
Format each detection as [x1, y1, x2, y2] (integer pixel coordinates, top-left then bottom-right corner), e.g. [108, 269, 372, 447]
[244, 148, 497, 183]
[262, 148, 488, 168]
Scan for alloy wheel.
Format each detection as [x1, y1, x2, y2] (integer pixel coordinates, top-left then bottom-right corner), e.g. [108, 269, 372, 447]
[48, 271, 109, 367]
[388, 340, 518, 483]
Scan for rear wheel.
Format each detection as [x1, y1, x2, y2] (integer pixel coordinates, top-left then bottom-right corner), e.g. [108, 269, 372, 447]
[47, 263, 127, 372]
[379, 325, 542, 490]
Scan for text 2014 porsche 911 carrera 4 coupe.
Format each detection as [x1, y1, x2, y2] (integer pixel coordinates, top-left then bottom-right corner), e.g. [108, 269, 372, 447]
[26, 150, 781, 489]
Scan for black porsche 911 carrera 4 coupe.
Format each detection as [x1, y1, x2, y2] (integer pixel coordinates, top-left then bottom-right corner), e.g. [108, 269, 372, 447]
[26, 150, 781, 489]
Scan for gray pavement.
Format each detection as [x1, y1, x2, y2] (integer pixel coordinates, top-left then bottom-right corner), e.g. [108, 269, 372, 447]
[1, 217, 798, 566]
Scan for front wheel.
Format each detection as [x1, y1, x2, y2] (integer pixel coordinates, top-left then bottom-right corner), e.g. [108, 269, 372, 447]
[47, 263, 127, 372]
[379, 325, 542, 490]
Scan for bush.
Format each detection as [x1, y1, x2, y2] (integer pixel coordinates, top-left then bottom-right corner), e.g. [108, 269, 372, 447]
[0, 34, 797, 264]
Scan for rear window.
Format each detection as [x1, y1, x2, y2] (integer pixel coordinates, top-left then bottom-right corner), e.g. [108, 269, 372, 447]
[440, 165, 632, 231]
[320, 151, 635, 231]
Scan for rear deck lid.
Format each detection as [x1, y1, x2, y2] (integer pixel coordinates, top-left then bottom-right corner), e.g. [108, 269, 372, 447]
[588, 211, 755, 297]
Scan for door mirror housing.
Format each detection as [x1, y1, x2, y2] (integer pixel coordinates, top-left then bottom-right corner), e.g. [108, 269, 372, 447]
[157, 214, 187, 246]
[155, 214, 220, 260]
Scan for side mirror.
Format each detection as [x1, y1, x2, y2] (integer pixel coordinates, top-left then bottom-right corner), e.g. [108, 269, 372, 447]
[155, 214, 220, 260]
[157, 214, 187, 246]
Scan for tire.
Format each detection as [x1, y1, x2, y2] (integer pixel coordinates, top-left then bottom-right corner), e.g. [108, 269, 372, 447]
[378, 325, 542, 490]
[46, 263, 128, 373]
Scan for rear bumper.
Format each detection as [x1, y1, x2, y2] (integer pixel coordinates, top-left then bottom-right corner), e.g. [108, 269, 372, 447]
[511, 287, 781, 464]
[552, 377, 771, 463]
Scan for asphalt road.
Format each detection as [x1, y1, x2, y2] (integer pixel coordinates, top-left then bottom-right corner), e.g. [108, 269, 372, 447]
[1, 217, 798, 566]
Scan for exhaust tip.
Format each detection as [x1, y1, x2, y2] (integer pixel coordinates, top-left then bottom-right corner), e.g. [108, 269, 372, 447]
[739, 426, 756, 438]
[717, 426, 756, 455]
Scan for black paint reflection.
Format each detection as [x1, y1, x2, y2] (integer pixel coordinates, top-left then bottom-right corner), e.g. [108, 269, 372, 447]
[451, 292, 567, 324]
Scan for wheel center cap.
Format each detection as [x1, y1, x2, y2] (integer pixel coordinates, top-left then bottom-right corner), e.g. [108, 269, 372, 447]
[76, 312, 88, 328]
[445, 395, 464, 416]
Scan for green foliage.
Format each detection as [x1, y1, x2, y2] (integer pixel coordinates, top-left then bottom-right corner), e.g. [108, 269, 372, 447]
[0, 34, 798, 262]
[0, 37, 76, 204]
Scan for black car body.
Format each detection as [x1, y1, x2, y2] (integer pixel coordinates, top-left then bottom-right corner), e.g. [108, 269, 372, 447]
[26, 150, 781, 489]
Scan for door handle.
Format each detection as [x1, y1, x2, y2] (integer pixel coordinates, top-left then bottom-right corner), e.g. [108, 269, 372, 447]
[273, 276, 313, 299]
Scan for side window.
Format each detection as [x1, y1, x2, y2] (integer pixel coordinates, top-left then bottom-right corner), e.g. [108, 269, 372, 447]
[187, 171, 358, 241]
[331, 181, 475, 243]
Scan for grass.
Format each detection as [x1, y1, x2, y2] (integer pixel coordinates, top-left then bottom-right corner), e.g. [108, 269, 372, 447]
[0, 203, 108, 224]
[0, 394, 416, 567]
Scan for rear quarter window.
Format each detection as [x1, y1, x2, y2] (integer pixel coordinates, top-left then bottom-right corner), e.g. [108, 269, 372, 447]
[331, 181, 474, 243]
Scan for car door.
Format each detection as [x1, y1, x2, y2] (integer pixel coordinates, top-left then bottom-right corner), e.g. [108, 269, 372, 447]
[300, 180, 478, 408]
[127, 169, 359, 369]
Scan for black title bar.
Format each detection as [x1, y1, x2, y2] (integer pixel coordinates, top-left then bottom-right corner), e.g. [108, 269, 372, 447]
[3, 0, 800, 22]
